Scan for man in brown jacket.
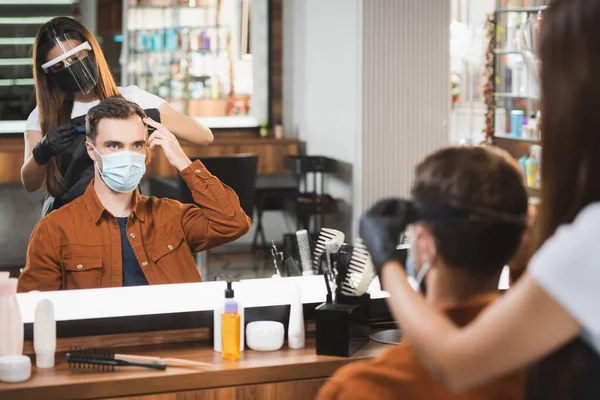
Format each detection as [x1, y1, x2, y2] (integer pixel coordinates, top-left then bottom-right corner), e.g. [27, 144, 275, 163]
[18, 98, 250, 292]
[317, 147, 528, 400]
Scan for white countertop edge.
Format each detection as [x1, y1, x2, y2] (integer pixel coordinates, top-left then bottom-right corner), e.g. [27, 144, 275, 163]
[16, 276, 388, 324]
[0, 116, 260, 134]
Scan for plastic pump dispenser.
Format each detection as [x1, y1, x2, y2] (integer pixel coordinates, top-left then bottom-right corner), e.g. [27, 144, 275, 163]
[221, 281, 241, 361]
[214, 277, 244, 354]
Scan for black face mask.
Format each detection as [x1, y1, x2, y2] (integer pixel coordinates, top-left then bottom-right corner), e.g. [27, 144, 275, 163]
[50, 56, 98, 96]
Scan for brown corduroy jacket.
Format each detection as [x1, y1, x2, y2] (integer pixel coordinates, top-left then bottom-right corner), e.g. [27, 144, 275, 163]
[317, 293, 526, 400]
[18, 160, 251, 292]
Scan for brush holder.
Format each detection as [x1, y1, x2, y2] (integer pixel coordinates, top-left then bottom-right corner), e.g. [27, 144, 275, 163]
[336, 293, 371, 318]
[315, 302, 370, 357]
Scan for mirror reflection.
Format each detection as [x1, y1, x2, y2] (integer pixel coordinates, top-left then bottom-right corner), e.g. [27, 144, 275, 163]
[0, 0, 313, 291]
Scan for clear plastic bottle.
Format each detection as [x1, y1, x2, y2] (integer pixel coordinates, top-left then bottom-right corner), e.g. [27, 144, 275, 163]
[0, 276, 24, 356]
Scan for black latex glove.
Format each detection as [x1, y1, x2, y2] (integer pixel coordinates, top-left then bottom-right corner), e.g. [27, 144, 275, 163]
[32, 123, 79, 165]
[359, 198, 416, 274]
[144, 108, 161, 135]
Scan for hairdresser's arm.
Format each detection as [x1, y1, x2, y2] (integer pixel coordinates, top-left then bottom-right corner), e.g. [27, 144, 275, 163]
[381, 263, 580, 393]
[159, 102, 213, 145]
[21, 130, 46, 192]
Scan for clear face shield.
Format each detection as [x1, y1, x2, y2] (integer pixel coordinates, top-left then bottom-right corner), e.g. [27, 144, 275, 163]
[40, 32, 98, 96]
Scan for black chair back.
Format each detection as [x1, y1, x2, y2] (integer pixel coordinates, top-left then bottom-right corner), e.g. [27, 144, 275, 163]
[179, 154, 259, 218]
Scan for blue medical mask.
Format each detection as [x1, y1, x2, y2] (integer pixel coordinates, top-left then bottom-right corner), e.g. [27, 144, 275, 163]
[405, 246, 431, 292]
[92, 145, 146, 193]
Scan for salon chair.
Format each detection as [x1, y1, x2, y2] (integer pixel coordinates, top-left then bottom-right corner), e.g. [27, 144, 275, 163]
[250, 175, 298, 253]
[149, 154, 259, 278]
[180, 154, 258, 219]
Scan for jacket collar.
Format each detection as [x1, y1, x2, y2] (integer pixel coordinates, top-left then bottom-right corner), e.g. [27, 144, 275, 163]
[83, 180, 146, 223]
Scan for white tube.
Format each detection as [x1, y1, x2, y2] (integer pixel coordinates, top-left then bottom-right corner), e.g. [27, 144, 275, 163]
[287, 282, 305, 349]
[34, 299, 56, 368]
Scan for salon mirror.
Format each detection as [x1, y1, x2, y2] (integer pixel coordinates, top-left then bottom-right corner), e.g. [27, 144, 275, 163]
[0, 0, 295, 296]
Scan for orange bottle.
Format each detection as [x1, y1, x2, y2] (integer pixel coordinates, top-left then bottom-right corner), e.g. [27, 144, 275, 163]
[221, 298, 240, 361]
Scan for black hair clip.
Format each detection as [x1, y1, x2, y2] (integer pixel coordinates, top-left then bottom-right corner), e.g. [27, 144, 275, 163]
[69, 114, 87, 134]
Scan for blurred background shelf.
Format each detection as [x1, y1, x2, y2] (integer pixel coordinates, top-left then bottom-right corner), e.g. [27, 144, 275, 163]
[494, 133, 540, 144]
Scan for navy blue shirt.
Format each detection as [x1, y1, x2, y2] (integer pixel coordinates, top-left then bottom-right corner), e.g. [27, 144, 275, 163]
[116, 217, 148, 287]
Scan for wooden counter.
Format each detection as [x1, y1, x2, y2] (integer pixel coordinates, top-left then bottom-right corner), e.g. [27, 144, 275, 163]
[0, 135, 301, 184]
[0, 339, 389, 400]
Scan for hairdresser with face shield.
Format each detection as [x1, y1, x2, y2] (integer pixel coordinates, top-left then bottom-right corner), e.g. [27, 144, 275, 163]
[359, 1, 600, 398]
[21, 17, 213, 216]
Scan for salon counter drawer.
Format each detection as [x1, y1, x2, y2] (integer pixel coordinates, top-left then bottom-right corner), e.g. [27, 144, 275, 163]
[0, 339, 389, 400]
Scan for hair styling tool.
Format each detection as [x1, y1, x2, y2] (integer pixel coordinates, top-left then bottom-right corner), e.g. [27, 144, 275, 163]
[69, 114, 87, 133]
[66, 348, 166, 372]
[312, 228, 345, 271]
[324, 239, 341, 301]
[270, 240, 283, 277]
[114, 353, 211, 368]
[296, 230, 314, 276]
[340, 239, 376, 297]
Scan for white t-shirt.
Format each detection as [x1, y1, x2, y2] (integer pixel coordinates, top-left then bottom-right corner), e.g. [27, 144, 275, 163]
[25, 85, 165, 132]
[529, 202, 600, 355]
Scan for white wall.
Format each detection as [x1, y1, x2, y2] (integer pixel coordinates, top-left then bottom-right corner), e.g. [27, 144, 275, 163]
[286, 0, 362, 235]
[285, 0, 450, 238]
[361, 0, 451, 209]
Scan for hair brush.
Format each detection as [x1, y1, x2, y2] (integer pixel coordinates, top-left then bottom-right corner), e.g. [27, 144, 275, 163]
[296, 230, 314, 276]
[66, 347, 167, 372]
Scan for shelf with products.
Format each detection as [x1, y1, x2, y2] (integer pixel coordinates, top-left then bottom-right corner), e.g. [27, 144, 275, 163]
[485, 6, 545, 196]
[494, 92, 539, 100]
[129, 4, 212, 10]
[494, 49, 522, 55]
[124, 0, 252, 119]
[129, 26, 230, 32]
[493, 133, 540, 144]
[487, 7, 544, 139]
[130, 48, 227, 55]
[495, 6, 548, 14]
[128, 0, 217, 6]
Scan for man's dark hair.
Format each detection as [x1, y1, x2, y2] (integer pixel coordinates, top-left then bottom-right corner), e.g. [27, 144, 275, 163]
[411, 146, 528, 277]
[85, 97, 147, 143]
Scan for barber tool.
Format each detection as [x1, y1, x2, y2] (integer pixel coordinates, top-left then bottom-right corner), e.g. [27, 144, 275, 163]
[284, 257, 302, 277]
[144, 108, 161, 135]
[340, 239, 376, 297]
[324, 239, 340, 302]
[295, 230, 314, 276]
[315, 241, 371, 357]
[113, 354, 211, 368]
[69, 114, 87, 134]
[270, 240, 283, 277]
[66, 348, 166, 372]
[312, 228, 345, 271]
